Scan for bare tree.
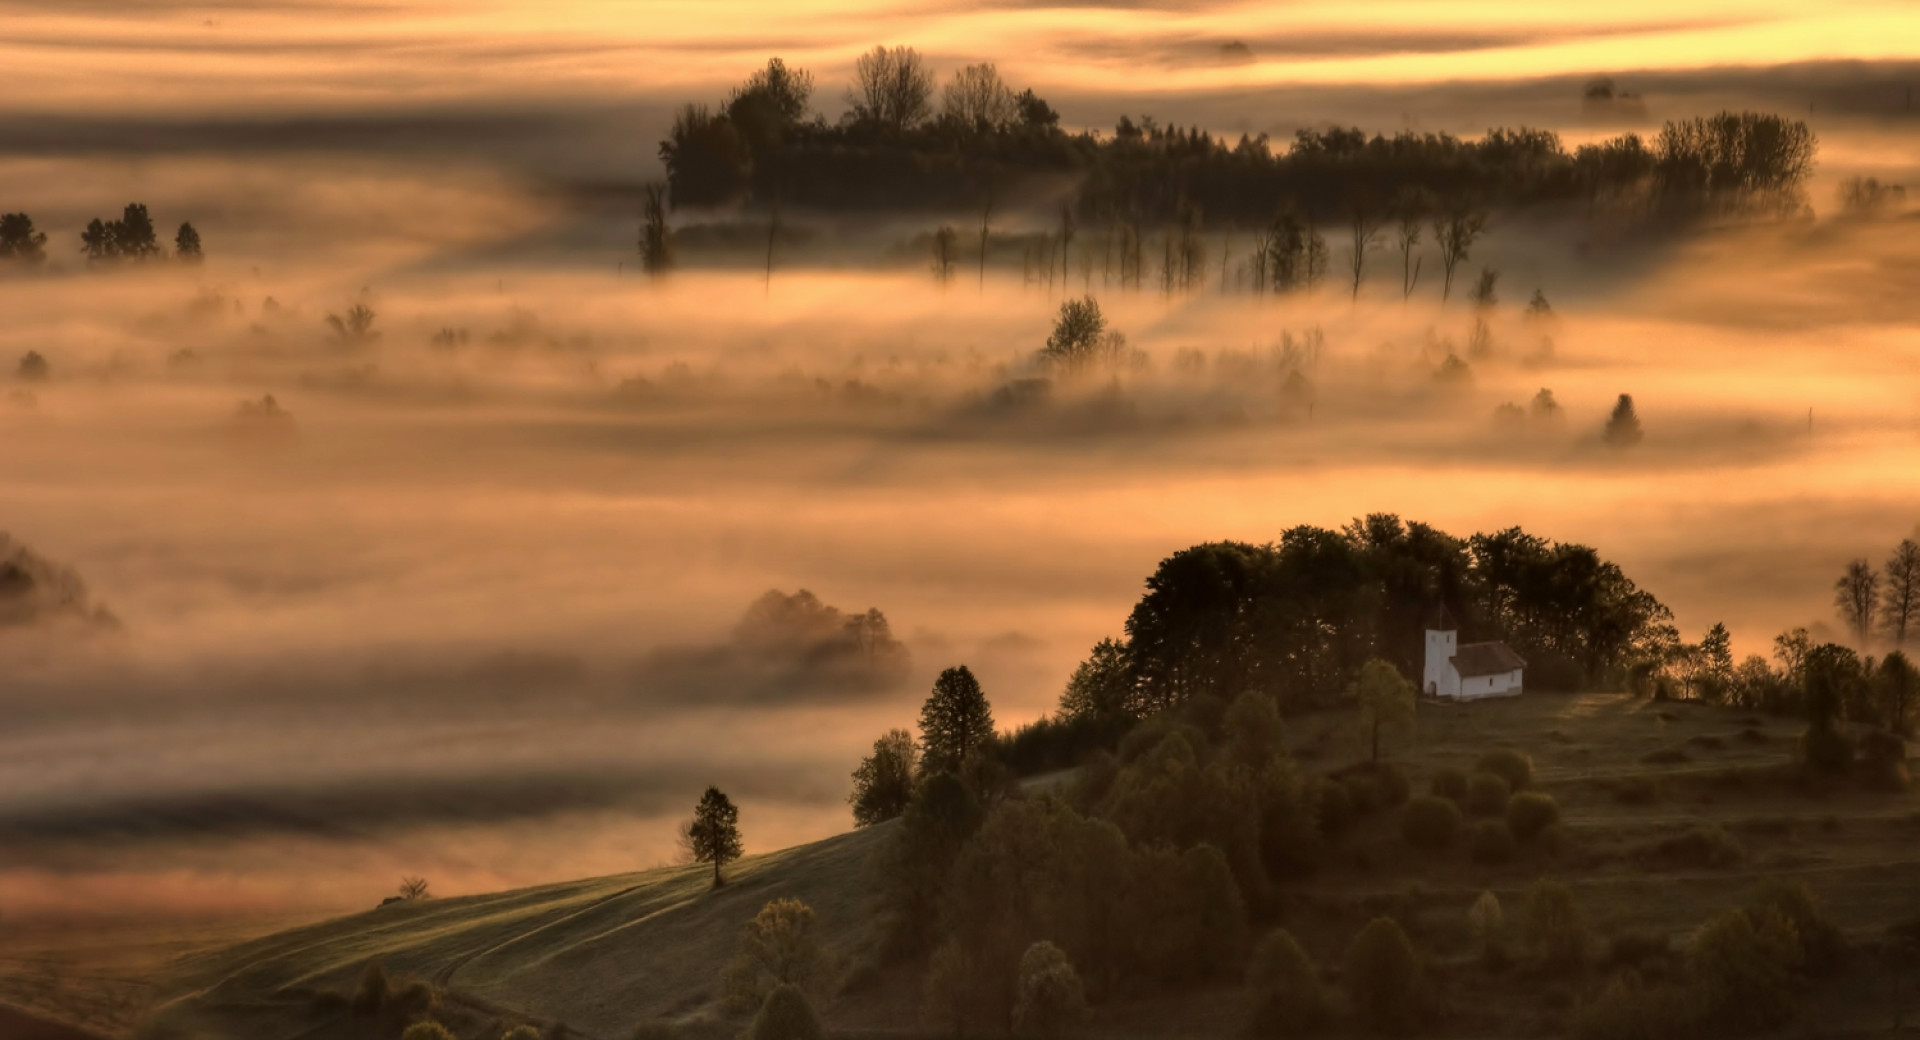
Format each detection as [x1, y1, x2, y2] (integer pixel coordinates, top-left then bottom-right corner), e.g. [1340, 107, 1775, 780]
[931, 225, 958, 285]
[1344, 197, 1383, 300]
[1433, 206, 1487, 301]
[640, 182, 674, 277]
[1392, 189, 1429, 299]
[1058, 203, 1076, 292]
[848, 46, 934, 131]
[1883, 539, 1920, 649]
[1303, 217, 1329, 292]
[1836, 558, 1881, 646]
[941, 63, 1016, 131]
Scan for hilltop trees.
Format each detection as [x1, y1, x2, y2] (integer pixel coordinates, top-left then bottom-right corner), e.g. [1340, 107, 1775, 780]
[848, 46, 935, 132]
[920, 666, 996, 775]
[0, 213, 48, 266]
[686, 786, 744, 887]
[942, 63, 1018, 132]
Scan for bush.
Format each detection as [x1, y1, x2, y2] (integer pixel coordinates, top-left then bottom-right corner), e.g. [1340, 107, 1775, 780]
[1476, 749, 1533, 791]
[1523, 881, 1589, 974]
[399, 1025, 455, 1040]
[722, 898, 831, 1012]
[350, 963, 389, 1018]
[1746, 880, 1844, 976]
[1689, 907, 1800, 1033]
[1344, 918, 1423, 1035]
[1468, 891, 1506, 969]
[1800, 725, 1853, 775]
[1604, 930, 1673, 971]
[1465, 772, 1511, 817]
[1341, 762, 1411, 814]
[1469, 819, 1516, 864]
[1402, 795, 1463, 850]
[1429, 767, 1469, 804]
[1246, 930, 1331, 1038]
[1858, 730, 1909, 791]
[1012, 942, 1087, 1040]
[1611, 774, 1661, 805]
[387, 980, 436, 1022]
[1572, 971, 1697, 1040]
[1506, 792, 1560, 840]
[1647, 824, 1743, 869]
[752, 984, 825, 1040]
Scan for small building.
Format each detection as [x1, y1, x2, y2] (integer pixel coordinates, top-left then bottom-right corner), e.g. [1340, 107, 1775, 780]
[1423, 612, 1526, 700]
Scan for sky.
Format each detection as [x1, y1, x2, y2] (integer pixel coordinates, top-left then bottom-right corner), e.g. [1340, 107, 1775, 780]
[2, 0, 1919, 933]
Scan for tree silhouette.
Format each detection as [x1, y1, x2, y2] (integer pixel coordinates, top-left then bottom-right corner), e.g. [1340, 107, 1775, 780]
[687, 785, 744, 887]
[1343, 194, 1382, 300]
[326, 302, 380, 345]
[641, 182, 674, 276]
[849, 729, 918, 826]
[174, 223, 203, 263]
[1433, 205, 1486, 301]
[16, 350, 50, 382]
[941, 63, 1016, 132]
[1391, 191, 1426, 299]
[919, 665, 995, 776]
[0, 213, 48, 265]
[931, 225, 958, 285]
[1834, 559, 1880, 646]
[847, 46, 933, 132]
[116, 204, 159, 258]
[1882, 539, 1919, 649]
[1603, 393, 1643, 447]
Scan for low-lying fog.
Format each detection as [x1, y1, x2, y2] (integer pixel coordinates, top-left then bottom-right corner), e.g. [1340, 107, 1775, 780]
[4, 112, 1920, 932]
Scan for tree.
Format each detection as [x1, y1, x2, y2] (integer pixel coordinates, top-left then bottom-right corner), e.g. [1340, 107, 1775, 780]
[641, 182, 674, 276]
[1432, 205, 1486, 301]
[1245, 929, 1329, 1038]
[1469, 268, 1498, 310]
[931, 225, 959, 285]
[1038, 295, 1108, 372]
[397, 876, 430, 900]
[723, 898, 831, 1011]
[919, 665, 995, 776]
[1834, 558, 1880, 646]
[850, 729, 918, 826]
[16, 351, 49, 382]
[1011, 941, 1086, 1040]
[1344, 917, 1421, 1035]
[174, 223, 203, 263]
[1350, 658, 1415, 763]
[728, 57, 814, 150]
[1058, 638, 1137, 725]
[1880, 651, 1918, 736]
[1700, 622, 1734, 699]
[1391, 189, 1429, 299]
[687, 785, 744, 887]
[1344, 195, 1382, 300]
[326, 302, 380, 345]
[115, 203, 159, 258]
[942, 63, 1016, 131]
[0, 213, 48, 265]
[1603, 393, 1643, 447]
[848, 46, 934, 132]
[1882, 539, 1919, 649]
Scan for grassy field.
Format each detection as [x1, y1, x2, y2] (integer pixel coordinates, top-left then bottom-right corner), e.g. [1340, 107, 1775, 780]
[114, 693, 1920, 1039]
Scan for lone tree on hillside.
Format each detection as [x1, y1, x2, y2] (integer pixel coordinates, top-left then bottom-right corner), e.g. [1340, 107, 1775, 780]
[847, 46, 934, 132]
[1603, 393, 1643, 447]
[919, 665, 995, 776]
[687, 785, 744, 887]
[1351, 658, 1416, 763]
[174, 223, 203, 263]
[1835, 559, 1880, 647]
[1882, 539, 1919, 649]
[849, 728, 918, 826]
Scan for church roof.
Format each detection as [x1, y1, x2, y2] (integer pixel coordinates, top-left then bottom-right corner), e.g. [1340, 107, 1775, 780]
[1452, 641, 1526, 677]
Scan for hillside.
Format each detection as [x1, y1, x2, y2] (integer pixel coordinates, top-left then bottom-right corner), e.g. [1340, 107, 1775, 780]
[149, 692, 1920, 1040]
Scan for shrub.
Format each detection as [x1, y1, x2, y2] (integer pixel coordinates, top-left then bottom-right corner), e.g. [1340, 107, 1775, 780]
[399, 1025, 455, 1040]
[1465, 772, 1511, 817]
[1402, 795, 1463, 850]
[1858, 730, 1909, 791]
[351, 963, 389, 1018]
[1572, 970, 1696, 1040]
[1611, 774, 1661, 805]
[1469, 819, 1516, 864]
[722, 898, 831, 1012]
[503, 1028, 544, 1040]
[1647, 824, 1743, 869]
[1341, 762, 1411, 814]
[1506, 792, 1560, 840]
[1375, 763, 1412, 807]
[387, 980, 436, 1022]
[753, 983, 825, 1040]
[1746, 880, 1844, 976]
[1689, 907, 1800, 1033]
[1800, 725, 1853, 775]
[1476, 749, 1533, 791]
[1012, 942, 1086, 1040]
[1467, 891, 1505, 968]
[1344, 918, 1423, 1035]
[1522, 881, 1589, 974]
[1246, 930, 1331, 1038]
[1429, 768, 1469, 804]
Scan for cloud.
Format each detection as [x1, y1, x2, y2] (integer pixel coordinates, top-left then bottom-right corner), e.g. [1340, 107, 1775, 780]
[632, 589, 913, 705]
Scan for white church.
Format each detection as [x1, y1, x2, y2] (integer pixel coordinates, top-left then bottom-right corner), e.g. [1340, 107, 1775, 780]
[1423, 611, 1527, 700]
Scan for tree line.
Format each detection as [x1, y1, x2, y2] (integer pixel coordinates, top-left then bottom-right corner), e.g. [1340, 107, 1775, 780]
[0, 204, 204, 268]
[657, 52, 1817, 230]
